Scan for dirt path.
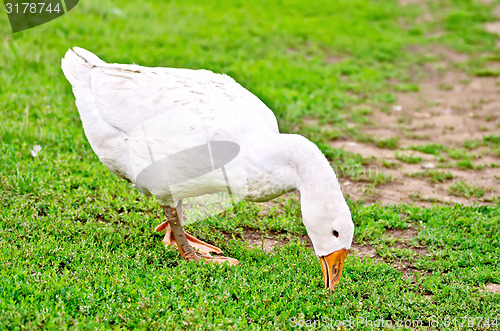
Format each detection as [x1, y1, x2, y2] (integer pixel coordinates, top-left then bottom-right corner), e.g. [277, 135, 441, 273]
[329, 48, 500, 206]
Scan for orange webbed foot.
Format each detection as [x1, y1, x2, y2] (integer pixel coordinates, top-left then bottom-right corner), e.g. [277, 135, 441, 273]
[155, 221, 238, 265]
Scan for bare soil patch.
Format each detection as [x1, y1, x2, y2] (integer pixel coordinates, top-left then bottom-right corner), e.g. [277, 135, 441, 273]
[350, 243, 379, 260]
[242, 228, 284, 253]
[486, 283, 500, 294]
[386, 227, 428, 256]
[221, 224, 312, 253]
[351, 228, 429, 276]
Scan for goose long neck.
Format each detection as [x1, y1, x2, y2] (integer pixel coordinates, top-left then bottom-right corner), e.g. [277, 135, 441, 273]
[284, 135, 341, 198]
[250, 133, 342, 198]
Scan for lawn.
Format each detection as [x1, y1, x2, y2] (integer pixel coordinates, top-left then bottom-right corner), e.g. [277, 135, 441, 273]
[1, 0, 499, 329]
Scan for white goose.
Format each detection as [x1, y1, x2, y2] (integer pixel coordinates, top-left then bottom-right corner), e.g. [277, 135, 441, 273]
[61, 47, 354, 290]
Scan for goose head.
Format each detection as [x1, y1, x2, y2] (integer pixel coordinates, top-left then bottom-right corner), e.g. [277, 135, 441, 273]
[300, 194, 354, 291]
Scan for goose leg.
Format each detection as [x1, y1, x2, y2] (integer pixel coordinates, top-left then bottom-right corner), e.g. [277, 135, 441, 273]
[155, 204, 238, 265]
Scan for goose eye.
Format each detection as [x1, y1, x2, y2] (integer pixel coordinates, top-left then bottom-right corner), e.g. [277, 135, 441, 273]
[332, 230, 339, 238]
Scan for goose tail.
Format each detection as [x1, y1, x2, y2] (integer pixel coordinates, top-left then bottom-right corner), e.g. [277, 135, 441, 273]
[61, 47, 122, 160]
[61, 47, 105, 88]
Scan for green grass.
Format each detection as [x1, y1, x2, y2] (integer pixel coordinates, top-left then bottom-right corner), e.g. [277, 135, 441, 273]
[382, 159, 400, 169]
[375, 136, 400, 150]
[395, 152, 422, 164]
[1, 0, 500, 329]
[410, 143, 447, 156]
[448, 181, 486, 198]
[392, 83, 420, 92]
[448, 148, 475, 160]
[456, 159, 475, 170]
[410, 170, 455, 183]
[464, 135, 500, 156]
[475, 68, 500, 77]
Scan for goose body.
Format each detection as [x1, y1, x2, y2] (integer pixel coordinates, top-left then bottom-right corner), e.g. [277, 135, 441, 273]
[61, 47, 354, 290]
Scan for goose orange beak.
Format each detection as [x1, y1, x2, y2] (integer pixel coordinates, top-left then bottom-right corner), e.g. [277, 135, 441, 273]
[320, 248, 349, 291]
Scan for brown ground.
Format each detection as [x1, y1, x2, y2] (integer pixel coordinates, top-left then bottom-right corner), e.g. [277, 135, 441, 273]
[328, 51, 500, 206]
[315, 2, 500, 207]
